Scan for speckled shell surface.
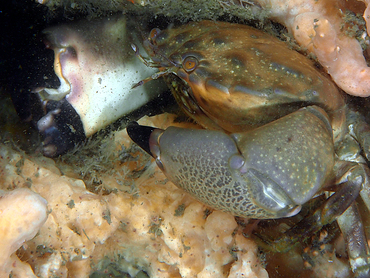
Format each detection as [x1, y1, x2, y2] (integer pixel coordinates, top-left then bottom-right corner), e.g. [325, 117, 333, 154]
[146, 21, 346, 141]
[155, 107, 335, 219]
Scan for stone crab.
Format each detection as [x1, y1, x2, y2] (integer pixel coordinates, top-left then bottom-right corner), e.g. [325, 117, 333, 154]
[27, 15, 167, 157]
[126, 20, 370, 276]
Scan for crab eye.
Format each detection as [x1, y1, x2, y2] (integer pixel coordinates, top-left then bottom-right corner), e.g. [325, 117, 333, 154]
[183, 56, 198, 72]
[149, 28, 161, 44]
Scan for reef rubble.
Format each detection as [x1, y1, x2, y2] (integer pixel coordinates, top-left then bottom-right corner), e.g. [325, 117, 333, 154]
[0, 114, 268, 278]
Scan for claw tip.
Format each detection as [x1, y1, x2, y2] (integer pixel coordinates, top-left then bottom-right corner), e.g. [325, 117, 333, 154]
[127, 122, 156, 156]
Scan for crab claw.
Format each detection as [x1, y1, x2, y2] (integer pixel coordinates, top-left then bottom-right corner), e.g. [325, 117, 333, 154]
[127, 106, 335, 220]
[126, 122, 156, 155]
[27, 15, 168, 157]
[127, 122, 302, 219]
[37, 99, 85, 157]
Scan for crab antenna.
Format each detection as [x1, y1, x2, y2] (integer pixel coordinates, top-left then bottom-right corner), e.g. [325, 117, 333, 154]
[132, 69, 173, 89]
[131, 44, 151, 67]
[131, 43, 168, 68]
[130, 42, 179, 89]
[132, 78, 150, 89]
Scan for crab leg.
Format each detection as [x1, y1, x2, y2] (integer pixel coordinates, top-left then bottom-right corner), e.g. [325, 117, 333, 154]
[337, 203, 370, 278]
[333, 159, 370, 277]
[346, 109, 370, 161]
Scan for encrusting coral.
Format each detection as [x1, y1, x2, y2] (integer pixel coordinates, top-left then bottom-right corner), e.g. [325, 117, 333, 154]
[256, 0, 370, 97]
[0, 114, 268, 278]
[0, 187, 48, 277]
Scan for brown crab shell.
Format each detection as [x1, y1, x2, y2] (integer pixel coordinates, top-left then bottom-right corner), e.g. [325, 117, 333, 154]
[145, 20, 346, 142]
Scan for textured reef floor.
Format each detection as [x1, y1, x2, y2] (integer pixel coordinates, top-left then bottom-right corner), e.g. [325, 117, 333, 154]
[2, 0, 370, 277]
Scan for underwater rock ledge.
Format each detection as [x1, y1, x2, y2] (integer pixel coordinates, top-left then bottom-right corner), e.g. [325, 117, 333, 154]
[0, 114, 268, 278]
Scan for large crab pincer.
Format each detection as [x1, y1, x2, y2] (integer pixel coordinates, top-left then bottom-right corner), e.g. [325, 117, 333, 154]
[130, 105, 335, 219]
[127, 21, 370, 276]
